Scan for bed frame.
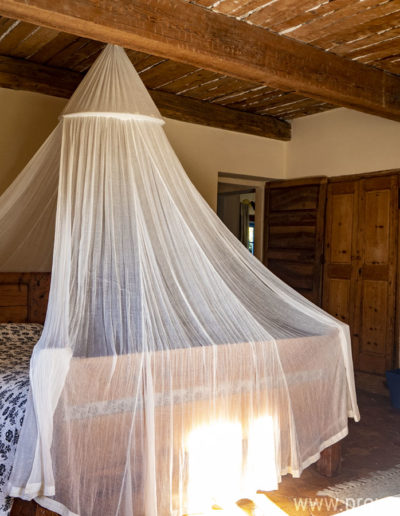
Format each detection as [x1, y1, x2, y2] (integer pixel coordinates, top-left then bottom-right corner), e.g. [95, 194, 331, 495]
[1, 272, 341, 516]
[0, 273, 50, 325]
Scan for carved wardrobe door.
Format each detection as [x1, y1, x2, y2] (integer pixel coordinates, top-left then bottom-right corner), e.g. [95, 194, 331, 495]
[323, 174, 398, 374]
[355, 175, 398, 373]
[323, 179, 359, 355]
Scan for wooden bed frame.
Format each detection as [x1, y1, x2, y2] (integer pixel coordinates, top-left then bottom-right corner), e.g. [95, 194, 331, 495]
[1, 272, 341, 516]
[0, 273, 50, 325]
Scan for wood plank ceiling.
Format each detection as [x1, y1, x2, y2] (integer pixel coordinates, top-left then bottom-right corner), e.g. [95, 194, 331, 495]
[0, 16, 332, 126]
[195, 0, 400, 75]
[0, 0, 399, 140]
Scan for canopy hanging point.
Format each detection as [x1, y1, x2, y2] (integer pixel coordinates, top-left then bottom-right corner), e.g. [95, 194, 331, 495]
[0, 45, 359, 516]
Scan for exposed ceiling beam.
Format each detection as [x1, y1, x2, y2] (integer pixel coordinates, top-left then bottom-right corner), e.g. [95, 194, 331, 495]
[0, 55, 290, 140]
[0, 54, 79, 98]
[0, 0, 399, 122]
[150, 89, 290, 140]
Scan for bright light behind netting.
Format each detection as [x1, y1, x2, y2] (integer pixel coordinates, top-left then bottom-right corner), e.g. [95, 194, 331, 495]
[1, 45, 359, 516]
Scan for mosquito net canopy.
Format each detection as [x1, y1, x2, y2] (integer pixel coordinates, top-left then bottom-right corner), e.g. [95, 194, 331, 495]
[1, 45, 359, 516]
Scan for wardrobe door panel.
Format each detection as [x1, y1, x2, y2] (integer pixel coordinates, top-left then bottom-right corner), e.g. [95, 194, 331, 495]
[363, 189, 391, 264]
[323, 181, 359, 363]
[356, 175, 398, 373]
[361, 281, 388, 352]
[324, 277, 351, 324]
[329, 192, 355, 264]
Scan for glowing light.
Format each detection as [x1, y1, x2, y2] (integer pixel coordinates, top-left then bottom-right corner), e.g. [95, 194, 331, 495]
[243, 416, 277, 494]
[186, 416, 279, 515]
[187, 420, 243, 513]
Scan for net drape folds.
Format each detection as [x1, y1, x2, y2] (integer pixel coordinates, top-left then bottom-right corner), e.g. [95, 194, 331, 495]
[3, 45, 359, 516]
[0, 126, 60, 271]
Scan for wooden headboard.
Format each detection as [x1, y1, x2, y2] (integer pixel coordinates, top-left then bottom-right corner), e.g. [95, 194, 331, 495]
[0, 273, 51, 324]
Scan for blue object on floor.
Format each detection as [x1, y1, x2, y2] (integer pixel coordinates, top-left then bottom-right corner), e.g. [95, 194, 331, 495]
[386, 369, 400, 409]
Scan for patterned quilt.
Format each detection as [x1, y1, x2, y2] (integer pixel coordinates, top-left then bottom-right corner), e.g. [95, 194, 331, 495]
[0, 324, 42, 516]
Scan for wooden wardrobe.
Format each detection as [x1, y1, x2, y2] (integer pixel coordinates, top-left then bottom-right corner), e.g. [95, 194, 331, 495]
[264, 171, 399, 375]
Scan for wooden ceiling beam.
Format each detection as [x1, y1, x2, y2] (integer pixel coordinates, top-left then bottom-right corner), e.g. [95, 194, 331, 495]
[0, 55, 290, 140]
[0, 54, 79, 98]
[0, 0, 399, 121]
[150, 89, 290, 139]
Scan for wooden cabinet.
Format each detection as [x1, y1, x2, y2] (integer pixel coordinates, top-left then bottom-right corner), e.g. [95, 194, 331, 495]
[263, 177, 327, 305]
[323, 174, 398, 373]
[263, 171, 399, 374]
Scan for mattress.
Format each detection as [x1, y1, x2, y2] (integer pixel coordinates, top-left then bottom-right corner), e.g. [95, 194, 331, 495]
[0, 324, 42, 516]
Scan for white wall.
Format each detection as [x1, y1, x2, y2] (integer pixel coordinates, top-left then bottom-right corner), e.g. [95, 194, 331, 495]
[164, 118, 286, 209]
[3, 89, 400, 206]
[0, 88, 66, 195]
[0, 88, 286, 209]
[287, 108, 400, 179]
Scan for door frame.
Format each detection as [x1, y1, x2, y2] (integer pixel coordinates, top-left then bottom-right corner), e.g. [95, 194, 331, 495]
[217, 173, 267, 261]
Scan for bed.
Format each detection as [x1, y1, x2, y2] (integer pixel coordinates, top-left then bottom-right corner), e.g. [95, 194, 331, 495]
[0, 272, 342, 516]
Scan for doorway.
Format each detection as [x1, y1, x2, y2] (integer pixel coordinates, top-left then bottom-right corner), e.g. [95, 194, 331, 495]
[216, 173, 267, 261]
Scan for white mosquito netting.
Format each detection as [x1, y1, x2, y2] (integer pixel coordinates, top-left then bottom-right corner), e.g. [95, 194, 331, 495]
[1, 45, 359, 516]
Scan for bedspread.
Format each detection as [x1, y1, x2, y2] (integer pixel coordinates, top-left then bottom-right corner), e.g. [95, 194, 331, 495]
[0, 324, 42, 516]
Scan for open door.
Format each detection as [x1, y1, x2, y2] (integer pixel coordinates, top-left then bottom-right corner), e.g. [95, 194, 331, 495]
[263, 177, 327, 305]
